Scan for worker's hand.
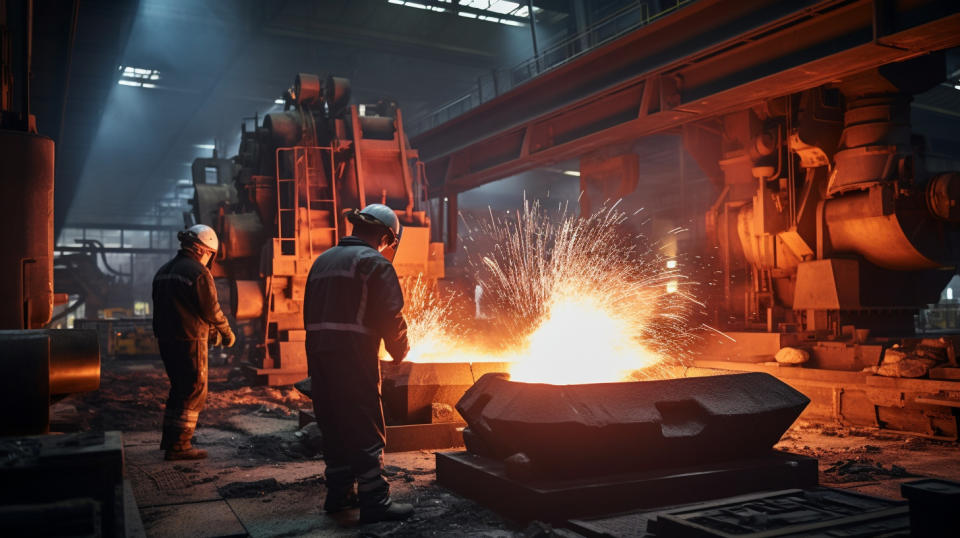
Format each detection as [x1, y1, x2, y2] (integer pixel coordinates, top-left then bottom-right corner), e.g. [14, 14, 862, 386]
[392, 342, 410, 363]
[222, 329, 237, 348]
[210, 331, 222, 347]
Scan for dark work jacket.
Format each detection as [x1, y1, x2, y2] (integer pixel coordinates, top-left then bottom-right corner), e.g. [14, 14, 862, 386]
[152, 250, 231, 341]
[303, 236, 409, 361]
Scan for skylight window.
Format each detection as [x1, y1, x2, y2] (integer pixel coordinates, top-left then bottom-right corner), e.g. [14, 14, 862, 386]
[388, 0, 447, 13]
[387, 0, 535, 26]
[118, 65, 160, 88]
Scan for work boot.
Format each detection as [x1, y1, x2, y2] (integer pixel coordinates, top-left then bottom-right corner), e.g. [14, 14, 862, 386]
[165, 447, 208, 460]
[359, 501, 414, 524]
[323, 491, 360, 513]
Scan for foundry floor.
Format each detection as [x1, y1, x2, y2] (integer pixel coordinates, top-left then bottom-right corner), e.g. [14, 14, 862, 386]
[59, 357, 960, 537]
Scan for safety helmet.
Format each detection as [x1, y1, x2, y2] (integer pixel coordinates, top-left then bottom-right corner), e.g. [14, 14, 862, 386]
[178, 224, 219, 253]
[355, 203, 401, 243]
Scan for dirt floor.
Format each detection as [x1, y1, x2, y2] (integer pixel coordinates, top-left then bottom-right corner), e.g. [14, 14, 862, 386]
[58, 356, 960, 537]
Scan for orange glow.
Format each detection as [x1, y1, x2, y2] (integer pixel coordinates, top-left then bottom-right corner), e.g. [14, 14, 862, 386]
[398, 293, 667, 383]
[388, 200, 698, 385]
[403, 334, 506, 364]
[507, 296, 662, 384]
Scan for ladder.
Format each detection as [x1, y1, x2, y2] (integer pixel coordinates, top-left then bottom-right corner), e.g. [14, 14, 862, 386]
[303, 146, 339, 260]
[274, 146, 340, 260]
[275, 147, 300, 257]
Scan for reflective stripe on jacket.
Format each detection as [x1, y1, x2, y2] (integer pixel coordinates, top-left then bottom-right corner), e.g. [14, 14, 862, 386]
[152, 250, 231, 340]
[303, 236, 408, 360]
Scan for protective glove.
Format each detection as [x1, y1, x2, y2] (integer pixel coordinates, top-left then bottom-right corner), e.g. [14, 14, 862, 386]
[210, 330, 222, 347]
[222, 328, 237, 348]
[393, 341, 410, 363]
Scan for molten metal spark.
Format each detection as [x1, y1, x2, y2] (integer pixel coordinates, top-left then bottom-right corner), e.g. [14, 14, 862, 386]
[400, 199, 699, 384]
[398, 275, 504, 363]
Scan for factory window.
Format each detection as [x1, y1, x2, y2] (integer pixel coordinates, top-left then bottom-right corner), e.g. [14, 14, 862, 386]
[134, 301, 150, 316]
[205, 166, 218, 184]
[118, 65, 160, 88]
[386, 0, 535, 26]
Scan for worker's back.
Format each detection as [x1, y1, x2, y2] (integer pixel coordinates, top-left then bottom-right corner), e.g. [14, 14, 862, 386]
[152, 251, 217, 340]
[303, 236, 408, 360]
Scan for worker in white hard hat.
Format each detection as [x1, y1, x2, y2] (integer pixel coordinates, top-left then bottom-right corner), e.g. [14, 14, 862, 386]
[152, 224, 236, 461]
[303, 203, 413, 523]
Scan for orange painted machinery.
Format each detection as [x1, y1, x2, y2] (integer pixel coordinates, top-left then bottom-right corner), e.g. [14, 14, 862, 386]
[191, 73, 444, 385]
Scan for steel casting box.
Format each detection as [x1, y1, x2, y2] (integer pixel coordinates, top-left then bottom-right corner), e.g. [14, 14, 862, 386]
[457, 372, 809, 478]
[381, 361, 511, 424]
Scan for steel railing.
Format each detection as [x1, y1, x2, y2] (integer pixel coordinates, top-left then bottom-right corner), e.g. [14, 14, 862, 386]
[408, 0, 696, 135]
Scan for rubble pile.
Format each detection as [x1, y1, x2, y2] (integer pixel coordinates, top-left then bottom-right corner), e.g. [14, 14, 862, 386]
[865, 338, 957, 378]
[824, 457, 916, 483]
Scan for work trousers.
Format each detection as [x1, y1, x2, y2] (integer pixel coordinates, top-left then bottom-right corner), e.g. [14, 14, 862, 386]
[308, 341, 389, 509]
[158, 338, 208, 450]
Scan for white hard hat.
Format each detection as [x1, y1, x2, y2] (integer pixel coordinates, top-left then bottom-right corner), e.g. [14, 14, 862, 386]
[179, 224, 219, 252]
[356, 203, 400, 241]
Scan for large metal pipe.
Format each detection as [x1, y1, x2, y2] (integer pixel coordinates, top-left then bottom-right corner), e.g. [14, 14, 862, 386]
[0, 329, 100, 435]
[823, 189, 944, 270]
[233, 280, 264, 320]
[48, 329, 100, 395]
[0, 129, 54, 329]
[22, 0, 33, 121]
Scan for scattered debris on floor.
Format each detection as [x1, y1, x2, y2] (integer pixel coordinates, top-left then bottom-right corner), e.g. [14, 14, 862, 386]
[60, 359, 960, 537]
[218, 478, 285, 499]
[824, 457, 917, 482]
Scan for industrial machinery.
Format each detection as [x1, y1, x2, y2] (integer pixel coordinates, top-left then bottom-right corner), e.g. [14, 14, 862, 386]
[53, 239, 135, 324]
[685, 54, 960, 438]
[693, 54, 959, 337]
[191, 73, 444, 385]
[0, 3, 100, 436]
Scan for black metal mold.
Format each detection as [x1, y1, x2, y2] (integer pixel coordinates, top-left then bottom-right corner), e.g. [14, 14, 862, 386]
[456, 372, 809, 478]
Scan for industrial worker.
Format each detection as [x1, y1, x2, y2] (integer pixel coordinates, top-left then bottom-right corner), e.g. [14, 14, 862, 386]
[303, 203, 413, 524]
[152, 224, 235, 461]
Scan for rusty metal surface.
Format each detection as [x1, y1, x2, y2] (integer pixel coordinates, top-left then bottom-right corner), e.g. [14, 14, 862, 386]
[456, 372, 808, 478]
[0, 130, 54, 329]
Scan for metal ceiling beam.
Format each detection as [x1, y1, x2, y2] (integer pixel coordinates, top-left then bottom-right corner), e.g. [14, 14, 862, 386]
[54, 245, 175, 254]
[413, 0, 960, 197]
[62, 222, 183, 231]
[262, 24, 496, 62]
